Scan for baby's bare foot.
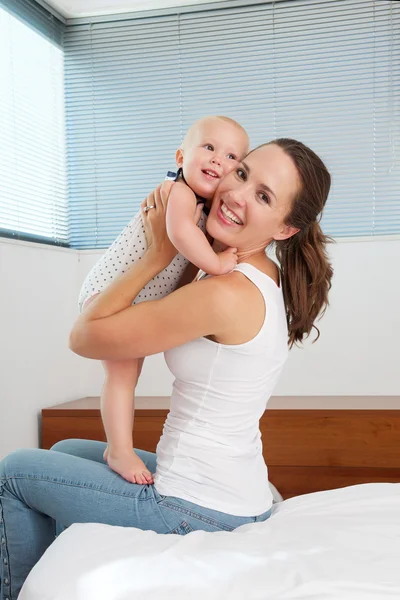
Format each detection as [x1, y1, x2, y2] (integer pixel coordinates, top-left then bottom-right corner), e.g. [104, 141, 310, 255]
[105, 449, 153, 485]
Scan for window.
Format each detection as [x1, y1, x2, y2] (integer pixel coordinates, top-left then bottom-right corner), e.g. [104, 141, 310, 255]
[0, 0, 68, 245]
[65, 0, 399, 248]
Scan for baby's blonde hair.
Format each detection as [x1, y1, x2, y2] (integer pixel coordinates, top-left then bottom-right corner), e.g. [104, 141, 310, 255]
[181, 115, 248, 152]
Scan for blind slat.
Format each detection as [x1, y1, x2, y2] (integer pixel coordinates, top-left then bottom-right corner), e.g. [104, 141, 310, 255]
[63, 0, 399, 247]
[0, 0, 68, 245]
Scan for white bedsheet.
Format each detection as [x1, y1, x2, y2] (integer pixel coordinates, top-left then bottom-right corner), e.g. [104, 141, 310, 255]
[20, 483, 400, 600]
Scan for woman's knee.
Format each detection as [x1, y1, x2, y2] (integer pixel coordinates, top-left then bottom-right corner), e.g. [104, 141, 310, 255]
[0, 448, 47, 481]
[50, 438, 107, 463]
[0, 449, 23, 480]
[50, 438, 84, 453]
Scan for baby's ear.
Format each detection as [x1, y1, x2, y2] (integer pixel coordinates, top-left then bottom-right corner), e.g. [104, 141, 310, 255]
[175, 148, 184, 167]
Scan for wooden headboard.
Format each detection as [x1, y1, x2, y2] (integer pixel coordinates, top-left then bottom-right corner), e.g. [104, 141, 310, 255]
[261, 409, 400, 498]
[42, 397, 400, 500]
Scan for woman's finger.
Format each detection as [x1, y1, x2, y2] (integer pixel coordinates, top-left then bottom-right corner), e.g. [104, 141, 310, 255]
[141, 181, 173, 215]
[141, 182, 178, 265]
[159, 180, 174, 209]
[141, 184, 163, 214]
[150, 185, 163, 214]
[141, 192, 155, 212]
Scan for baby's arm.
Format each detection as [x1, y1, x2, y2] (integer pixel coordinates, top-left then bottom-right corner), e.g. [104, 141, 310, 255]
[166, 182, 237, 275]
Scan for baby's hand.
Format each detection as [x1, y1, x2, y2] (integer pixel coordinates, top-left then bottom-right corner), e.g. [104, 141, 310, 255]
[217, 247, 238, 274]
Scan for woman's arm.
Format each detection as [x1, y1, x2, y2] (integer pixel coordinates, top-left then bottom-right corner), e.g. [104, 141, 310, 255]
[69, 182, 236, 360]
[166, 182, 237, 276]
[70, 273, 235, 361]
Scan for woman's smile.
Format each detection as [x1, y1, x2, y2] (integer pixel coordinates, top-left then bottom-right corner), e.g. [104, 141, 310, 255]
[217, 200, 243, 226]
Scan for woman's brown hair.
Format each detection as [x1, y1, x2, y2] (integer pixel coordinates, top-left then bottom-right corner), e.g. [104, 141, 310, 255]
[259, 138, 333, 347]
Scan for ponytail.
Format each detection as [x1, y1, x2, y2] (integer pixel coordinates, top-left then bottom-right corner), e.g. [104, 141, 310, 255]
[275, 221, 333, 347]
[256, 138, 333, 347]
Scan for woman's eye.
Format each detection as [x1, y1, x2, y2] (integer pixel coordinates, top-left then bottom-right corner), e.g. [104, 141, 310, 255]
[227, 154, 237, 160]
[205, 144, 214, 151]
[236, 168, 246, 180]
[259, 192, 270, 204]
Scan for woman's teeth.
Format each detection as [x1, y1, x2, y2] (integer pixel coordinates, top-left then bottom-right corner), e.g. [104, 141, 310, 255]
[221, 202, 243, 225]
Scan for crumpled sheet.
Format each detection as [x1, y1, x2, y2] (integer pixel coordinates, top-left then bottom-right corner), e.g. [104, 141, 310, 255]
[20, 483, 400, 600]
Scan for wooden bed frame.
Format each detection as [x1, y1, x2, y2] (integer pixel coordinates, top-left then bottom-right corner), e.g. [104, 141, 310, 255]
[41, 396, 400, 499]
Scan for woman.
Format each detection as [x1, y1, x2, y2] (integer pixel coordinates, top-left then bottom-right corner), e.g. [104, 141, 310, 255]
[0, 139, 333, 598]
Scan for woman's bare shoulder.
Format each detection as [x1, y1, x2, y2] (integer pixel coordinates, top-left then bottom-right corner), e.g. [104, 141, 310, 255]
[198, 268, 264, 316]
[241, 255, 280, 286]
[195, 269, 266, 344]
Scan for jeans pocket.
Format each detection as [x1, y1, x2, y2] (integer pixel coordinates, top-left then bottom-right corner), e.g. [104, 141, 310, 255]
[168, 520, 194, 536]
[154, 490, 166, 504]
[156, 497, 236, 532]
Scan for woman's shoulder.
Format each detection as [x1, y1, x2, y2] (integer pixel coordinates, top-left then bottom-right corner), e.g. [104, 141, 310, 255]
[236, 256, 280, 287]
[195, 256, 278, 295]
[202, 264, 267, 317]
[188, 256, 280, 317]
[192, 263, 271, 344]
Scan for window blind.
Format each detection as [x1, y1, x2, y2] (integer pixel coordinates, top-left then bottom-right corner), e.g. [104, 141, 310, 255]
[0, 0, 68, 245]
[64, 0, 399, 249]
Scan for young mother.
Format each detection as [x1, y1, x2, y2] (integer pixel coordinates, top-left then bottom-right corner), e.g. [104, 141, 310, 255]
[0, 139, 332, 598]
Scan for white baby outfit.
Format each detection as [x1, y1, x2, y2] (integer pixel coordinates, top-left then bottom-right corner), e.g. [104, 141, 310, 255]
[78, 192, 207, 312]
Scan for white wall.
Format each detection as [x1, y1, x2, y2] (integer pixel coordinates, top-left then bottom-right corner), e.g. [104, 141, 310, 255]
[0, 238, 83, 458]
[79, 239, 400, 398]
[1, 237, 399, 458]
[279, 238, 400, 396]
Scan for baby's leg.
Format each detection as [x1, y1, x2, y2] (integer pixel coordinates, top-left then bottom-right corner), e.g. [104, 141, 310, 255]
[101, 357, 152, 485]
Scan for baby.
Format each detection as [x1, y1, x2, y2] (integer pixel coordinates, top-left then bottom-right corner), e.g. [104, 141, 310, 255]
[78, 116, 249, 484]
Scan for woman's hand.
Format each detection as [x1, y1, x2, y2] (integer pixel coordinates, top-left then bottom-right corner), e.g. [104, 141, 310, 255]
[141, 181, 204, 270]
[141, 181, 178, 269]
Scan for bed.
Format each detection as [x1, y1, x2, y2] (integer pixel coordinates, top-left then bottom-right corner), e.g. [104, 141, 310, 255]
[21, 406, 400, 599]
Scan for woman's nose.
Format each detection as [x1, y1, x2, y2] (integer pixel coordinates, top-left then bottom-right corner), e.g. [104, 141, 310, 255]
[226, 187, 246, 207]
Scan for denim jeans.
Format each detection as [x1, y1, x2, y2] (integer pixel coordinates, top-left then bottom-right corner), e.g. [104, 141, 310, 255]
[0, 439, 271, 599]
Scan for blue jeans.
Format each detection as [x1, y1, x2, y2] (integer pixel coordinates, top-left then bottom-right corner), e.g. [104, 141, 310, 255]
[0, 439, 271, 599]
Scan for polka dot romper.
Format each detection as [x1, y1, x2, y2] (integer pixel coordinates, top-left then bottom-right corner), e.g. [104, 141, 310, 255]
[78, 192, 208, 313]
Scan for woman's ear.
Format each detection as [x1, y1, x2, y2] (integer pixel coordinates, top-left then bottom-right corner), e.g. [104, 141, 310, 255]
[274, 224, 300, 241]
[176, 148, 184, 168]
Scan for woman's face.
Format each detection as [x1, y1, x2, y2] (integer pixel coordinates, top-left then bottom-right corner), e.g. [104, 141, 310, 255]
[206, 143, 301, 254]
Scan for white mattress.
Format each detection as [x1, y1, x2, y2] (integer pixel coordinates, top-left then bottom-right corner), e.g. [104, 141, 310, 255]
[20, 483, 400, 600]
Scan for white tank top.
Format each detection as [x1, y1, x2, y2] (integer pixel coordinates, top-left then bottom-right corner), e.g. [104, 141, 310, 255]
[154, 263, 289, 517]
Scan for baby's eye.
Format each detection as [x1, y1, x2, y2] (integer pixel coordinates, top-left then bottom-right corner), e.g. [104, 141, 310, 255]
[236, 168, 246, 180]
[227, 154, 237, 160]
[205, 144, 214, 151]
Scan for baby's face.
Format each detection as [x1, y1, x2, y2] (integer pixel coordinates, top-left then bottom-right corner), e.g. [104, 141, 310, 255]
[177, 120, 249, 200]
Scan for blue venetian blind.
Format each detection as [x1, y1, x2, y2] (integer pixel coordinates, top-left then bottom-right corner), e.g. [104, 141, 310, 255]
[0, 0, 68, 245]
[64, 0, 399, 248]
